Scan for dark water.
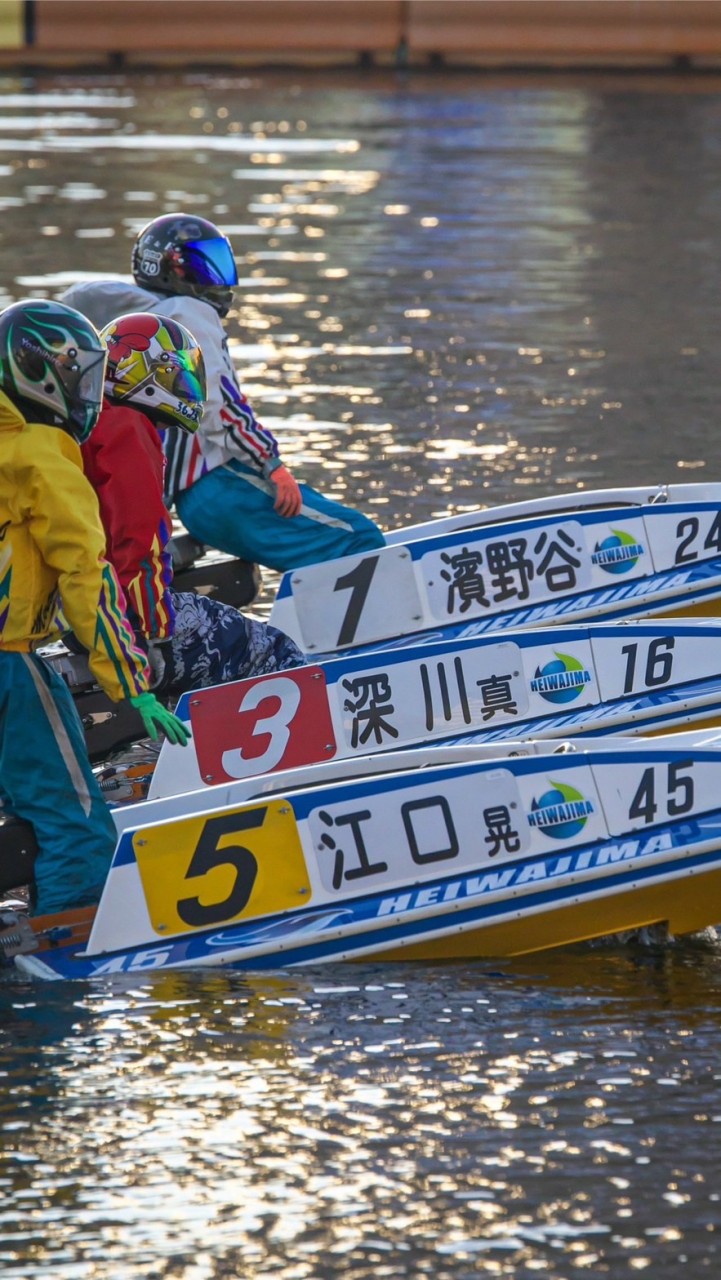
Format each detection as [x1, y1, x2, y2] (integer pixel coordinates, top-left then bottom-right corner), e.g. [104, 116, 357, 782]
[2, 68, 721, 1276]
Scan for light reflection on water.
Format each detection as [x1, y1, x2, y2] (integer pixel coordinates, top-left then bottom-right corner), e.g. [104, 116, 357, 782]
[3, 950, 721, 1277]
[2, 68, 721, 1275]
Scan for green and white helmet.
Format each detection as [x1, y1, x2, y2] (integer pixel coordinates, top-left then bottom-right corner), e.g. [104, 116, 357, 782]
[0, 298, 107, 443]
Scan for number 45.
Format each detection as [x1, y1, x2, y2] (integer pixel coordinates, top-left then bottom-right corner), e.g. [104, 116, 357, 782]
[628, 759, 694, 825]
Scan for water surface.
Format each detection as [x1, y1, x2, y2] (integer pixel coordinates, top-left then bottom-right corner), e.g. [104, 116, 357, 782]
[2, 67, 721, 1276]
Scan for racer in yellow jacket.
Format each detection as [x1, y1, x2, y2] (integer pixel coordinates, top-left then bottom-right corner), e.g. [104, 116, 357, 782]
[0, 299, 188, 917]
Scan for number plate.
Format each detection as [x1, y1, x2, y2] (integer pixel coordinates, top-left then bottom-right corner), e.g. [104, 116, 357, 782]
[592, 755, 719, 836]
[133, 800, 311, 935]
[333, 641, 529, 750]
[189, 666, 336, 782]
[591, 630, 721, 703]
[290, 546, 424, 652]
[644, 505, 721, 571]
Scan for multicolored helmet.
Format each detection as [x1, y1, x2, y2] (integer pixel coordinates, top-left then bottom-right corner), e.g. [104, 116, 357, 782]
[99, 312, 206, 433]
[0, 298, 107, 443]
[131, 214, 239, 317]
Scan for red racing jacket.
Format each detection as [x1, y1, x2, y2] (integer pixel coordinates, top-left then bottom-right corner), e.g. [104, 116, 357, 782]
[81, 401, 174, 643]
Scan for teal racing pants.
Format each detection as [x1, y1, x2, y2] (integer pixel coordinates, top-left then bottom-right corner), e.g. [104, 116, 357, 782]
[175, 458, 385, 572]
[0, 652, 117, 915]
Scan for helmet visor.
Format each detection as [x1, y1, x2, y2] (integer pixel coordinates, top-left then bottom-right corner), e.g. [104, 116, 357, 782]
[154, 348, 206, 432]
[61, 347, 107, 442]
[183, 236, 239, 287]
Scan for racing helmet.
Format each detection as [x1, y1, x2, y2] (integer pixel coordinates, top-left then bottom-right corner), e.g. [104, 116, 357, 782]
[99, 312, 207, 433]
[131, 214, 239, 317]
[0, 298, 107, 443]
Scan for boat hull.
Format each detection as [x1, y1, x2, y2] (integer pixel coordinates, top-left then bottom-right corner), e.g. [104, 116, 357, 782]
[149, 618, 721, 801]
[12, 840, 721, 979]
[374, 862, 721, 960]
[8, 738, 721, 979]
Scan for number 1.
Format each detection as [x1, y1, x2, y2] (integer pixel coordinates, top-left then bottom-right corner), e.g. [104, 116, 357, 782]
[334, 555, 380, 646]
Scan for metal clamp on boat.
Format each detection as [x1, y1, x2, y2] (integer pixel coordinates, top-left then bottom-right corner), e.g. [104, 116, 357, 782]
[0, 911, 38, 964]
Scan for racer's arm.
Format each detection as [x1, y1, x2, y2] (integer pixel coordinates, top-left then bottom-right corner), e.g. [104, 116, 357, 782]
[171, 298, 284, 475]
[218, 371, 302, 515]
[25, 432, 150, 702]
[82, 406, 175, 642]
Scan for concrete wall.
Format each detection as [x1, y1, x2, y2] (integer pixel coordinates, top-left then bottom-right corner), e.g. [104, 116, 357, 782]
[2, 1, 721, 67]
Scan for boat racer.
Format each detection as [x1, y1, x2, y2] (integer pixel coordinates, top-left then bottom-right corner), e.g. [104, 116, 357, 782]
[82, 311, 305, 691]
[60, 214, 386, 572]
[0, 300, 189, 917]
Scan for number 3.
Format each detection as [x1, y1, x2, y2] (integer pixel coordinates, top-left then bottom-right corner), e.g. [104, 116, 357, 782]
[221, 676, 302, 778]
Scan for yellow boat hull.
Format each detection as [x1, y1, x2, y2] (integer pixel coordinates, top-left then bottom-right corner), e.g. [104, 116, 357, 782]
[375, 866, 721, 960]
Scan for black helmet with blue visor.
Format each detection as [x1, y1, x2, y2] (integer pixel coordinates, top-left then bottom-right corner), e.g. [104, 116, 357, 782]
[132, 214, 239, 318]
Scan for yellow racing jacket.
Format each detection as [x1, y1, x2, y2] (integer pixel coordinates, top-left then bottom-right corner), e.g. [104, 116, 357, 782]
[0, 388, 150, 702]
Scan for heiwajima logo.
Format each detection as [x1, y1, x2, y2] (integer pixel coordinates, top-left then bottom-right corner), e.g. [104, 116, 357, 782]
[528, 779, 594, 840]
[530, 651, 592, 704]
[591, 528, 645, 575]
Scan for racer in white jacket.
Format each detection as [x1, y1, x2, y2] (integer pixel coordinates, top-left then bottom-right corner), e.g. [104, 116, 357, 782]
[61, 214, 385, 572]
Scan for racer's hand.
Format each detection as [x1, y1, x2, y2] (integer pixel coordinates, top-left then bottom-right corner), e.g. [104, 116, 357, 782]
[270, 464, 302, 518]
[147, 639, 173, 691]
[129, 692, 190, 746]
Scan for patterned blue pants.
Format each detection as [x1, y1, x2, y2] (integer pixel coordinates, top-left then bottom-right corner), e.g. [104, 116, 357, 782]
[167, 592, 305, 691]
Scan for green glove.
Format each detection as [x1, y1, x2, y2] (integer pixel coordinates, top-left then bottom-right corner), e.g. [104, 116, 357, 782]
[130, 692, 190, 747]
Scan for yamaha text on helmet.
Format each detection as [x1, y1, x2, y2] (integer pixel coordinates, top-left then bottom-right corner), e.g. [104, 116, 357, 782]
[0, 299, 107, 443]
[131, 214, 239, 317]
[100, 312, 207, 433]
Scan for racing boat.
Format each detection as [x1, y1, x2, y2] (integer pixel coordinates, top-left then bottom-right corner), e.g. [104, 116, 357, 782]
[148, 617, 721, 799]
[6, 615, 721, 898]
[4, 731, 721, 978]
[5, 485, 721, 977]
[269, 482, 721, 656]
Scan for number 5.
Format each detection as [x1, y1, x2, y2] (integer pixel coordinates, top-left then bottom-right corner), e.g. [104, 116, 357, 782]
[177, 810, 266, 927]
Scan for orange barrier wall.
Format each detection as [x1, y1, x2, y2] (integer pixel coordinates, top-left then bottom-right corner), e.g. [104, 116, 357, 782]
[408, 1, 721, 60]
[31, 1, 402, 56]
[2, 0, 721, 65]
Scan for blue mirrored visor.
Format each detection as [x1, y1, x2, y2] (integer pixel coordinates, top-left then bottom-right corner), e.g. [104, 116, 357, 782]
[183, 237, 239, 287]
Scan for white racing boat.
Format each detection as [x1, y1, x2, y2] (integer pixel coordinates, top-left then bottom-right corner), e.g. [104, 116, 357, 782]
[5, 484, 721, 978]
[269, 483, 721, 656]
[6, 615, 721, 912]
[4, 730, 721, 979]
[148, 618, 721, 799]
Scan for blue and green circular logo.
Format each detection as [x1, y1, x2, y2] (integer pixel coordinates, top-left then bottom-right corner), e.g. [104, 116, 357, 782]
[530, 651, 592, 704]
[528, 778, 594, 840]
[592, 528, 645, 575]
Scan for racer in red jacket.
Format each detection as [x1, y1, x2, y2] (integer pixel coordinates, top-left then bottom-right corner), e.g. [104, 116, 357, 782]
[85, 312, 304, 691]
